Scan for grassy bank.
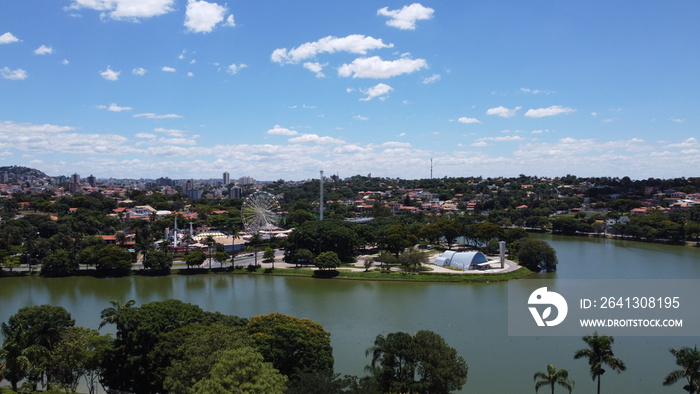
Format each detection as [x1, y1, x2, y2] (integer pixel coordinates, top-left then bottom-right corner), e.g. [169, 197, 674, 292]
[174, 265, 535, 283]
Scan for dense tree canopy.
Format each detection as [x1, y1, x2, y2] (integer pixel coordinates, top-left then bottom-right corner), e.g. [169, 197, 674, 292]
[514, 238, 558, 272]
[367, 330, 468, 394]
[247, 312, 334, 378]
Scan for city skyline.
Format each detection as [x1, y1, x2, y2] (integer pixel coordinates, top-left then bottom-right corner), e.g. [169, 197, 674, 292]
[1, 1, 699, 180]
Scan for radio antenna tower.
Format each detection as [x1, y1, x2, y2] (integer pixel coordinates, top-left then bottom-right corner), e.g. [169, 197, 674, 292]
[430, 158, 433, 179]
[319, 170, 324, 220]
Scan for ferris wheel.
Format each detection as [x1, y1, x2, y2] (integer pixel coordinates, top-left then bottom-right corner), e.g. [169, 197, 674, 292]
[241, 191, 281, 234]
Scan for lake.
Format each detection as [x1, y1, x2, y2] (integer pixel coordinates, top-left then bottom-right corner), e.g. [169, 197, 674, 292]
[2, 234, 700, 393]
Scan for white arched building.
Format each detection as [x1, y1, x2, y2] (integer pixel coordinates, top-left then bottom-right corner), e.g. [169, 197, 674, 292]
[435, 251, 489, 270]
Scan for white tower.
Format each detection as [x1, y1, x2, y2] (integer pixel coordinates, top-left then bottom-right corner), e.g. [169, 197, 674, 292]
[319, 170, 324, 220]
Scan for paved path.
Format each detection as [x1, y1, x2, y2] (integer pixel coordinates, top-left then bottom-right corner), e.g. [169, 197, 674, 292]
[255, 250, 521, 275]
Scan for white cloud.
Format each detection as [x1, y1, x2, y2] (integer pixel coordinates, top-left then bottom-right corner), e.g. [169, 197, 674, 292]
[136, 133, 156, 139]
[476, 135, 524, 142]
[154, 127, 186, 137]
[266, 125, 298, 136]
[303, 62, 326, 78]
[458, 117, 480, 124]
[134, 113, 183, 119]
[184, 0, 228, 33]
[98, 103, 133, 112]
[34, 45, 53, 55]
[0, 120, 130, 154]
[288, 133, 345, 144]
[360, 83, 393, 101]
[187, 72, 194, 77]
[99, 66, 120, 81]
[520, 87, 554, 95]
[162, 66, 176, 72]
[132, 67, 147, 76]
[666, 138, 697, 148]
[471, 141, 488, 147]
[670, 117, 685, 123]
[338, 56, 427, 79]
[422, 73, 441, 84]
[226, 63, 247, 74]
[224, 14, 235, 27]
[158, 137, 197, 146]
[68, 0, 175, 20]
[0, 121, 75, 134]
[377, 3, 435, 30]
[333, 144, 373, 154]
[531, 129, 552, 134]
[1, 67, 27, 80]
[682, 149, 699, 154]
[354, 115, 369, 121]
[62, 59, 70, 65]
[271, 35, 393, 64]
[381, 141, 411, 148]
[486, 105, 521, 118]
[524, 105, 575, 118]
[0, 32, 20, 44]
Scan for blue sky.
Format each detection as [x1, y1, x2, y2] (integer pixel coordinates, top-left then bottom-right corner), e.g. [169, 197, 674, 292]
[1, 1, 698, 180]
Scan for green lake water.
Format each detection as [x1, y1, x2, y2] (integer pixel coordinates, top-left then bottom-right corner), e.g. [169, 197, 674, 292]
[2, 234, 700, 393]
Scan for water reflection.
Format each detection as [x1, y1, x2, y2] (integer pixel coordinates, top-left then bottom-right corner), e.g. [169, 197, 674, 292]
[1, 236, 700, 393]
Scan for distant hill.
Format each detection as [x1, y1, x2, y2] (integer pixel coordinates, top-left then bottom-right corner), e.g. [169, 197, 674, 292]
[0, 165, 49, 178]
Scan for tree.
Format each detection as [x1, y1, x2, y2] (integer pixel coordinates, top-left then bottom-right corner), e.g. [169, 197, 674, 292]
[412, 330, 468, 393]
[0, 327, 31, 391]
[473, 221, 504, 248]
[203, 235, 216, 269]
[247, 313, 333, 378]
[534, 364, 574, 394]
[287, 248, 313, 267]
[285, 220, 361, 263]
[437, 219, 460, 249]
[262, 247, 275, 268]
[314, 251, 341, 270]
[46, 326, 112, 394]
[573, 332, 626, 394]
[190, 347, 288, 394]
[286, 370, 380, 394]
[286, 209, 316, 228]
[1, 305, 75, 390]
[663, 346, 700, 393]
[214, 251, 229, 268]
[1, 255, 20, 273]
[366, 330, 468, 394]
[375, 250, 398, 270]
[95, 245, 133, 276]
[382, 224, 418, 256]
[99, 299, 135, 329]
[185, 250, 206, 268]
[143, 250, 172, 273]
[158, 324, 251, 394]
[514, 238, 558, 272]
[398, 248, 428, 273]
[363, 257, 374, 272]
[100, 300, 216, 393]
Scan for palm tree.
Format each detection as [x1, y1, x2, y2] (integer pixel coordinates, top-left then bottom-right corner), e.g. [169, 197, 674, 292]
[250, 232, 262, 266]
[534, 364, 574, 394]
[573, 332, 626, 394]
[0, 332, 31, 391]
[98, 299, 136, 329]
[203, 235, 216, 269]
[663, 345, 700, 393]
